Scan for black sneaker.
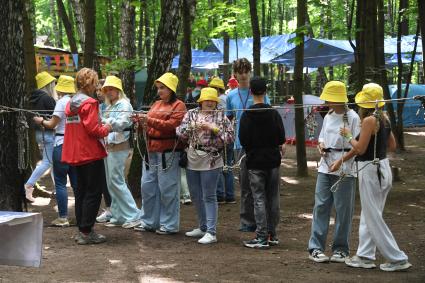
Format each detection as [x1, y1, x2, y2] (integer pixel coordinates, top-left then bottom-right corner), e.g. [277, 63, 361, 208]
[225, 198, 236, 204]
[309, 249, 329, 263]
[77, 231, 107, 245]
[269, 235, 279, 246]
[330, 250, 349, 263]
[217, 196, 225, 204]
[243, 238, 270, 249]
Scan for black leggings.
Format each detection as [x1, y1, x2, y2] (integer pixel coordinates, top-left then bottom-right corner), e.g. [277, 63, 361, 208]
[75, 159, 107, 233]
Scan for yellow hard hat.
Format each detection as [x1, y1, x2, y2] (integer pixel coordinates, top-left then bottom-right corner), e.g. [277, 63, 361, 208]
[355, 83, 385, 109]
[319, 81, 348, 103]
[36, 71, 56, 89]
[155, 72, 178, 93]
[55, 75, 76, 94]
[209, 77, 225, 90]
[102, 75, 123, 92]
[197, 87, 220, 103]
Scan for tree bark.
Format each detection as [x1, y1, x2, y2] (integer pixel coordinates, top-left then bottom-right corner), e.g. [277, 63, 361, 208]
[177, 0, 196, 99]
[50, 0, 60, 47]
[69, 0, 85, 50]
[399, 0, 409, 35]
[419, 0, 425, 76]
[143, 0, 182, 103]
[144, 0, 151, 65]
[249, 0, 261, 76]
[119, 0, 136, 104]
[0, 0, 27, 211]
[294, 0, 308, 177]
[83, 0, 96, 68]
[57, 0, 78, 54]
[137, 0, 145, 60]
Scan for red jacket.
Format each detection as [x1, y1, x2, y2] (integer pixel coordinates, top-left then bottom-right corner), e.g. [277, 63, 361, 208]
[62, 93, 109, 166]
[142, 99, 186, 152]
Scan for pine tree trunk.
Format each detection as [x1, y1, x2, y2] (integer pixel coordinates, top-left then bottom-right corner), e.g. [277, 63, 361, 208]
[419, 0, 425, 75]
[70, 0, 85, 51]
[294, 0, 308, 177]
[57, 0, 78, 54]
[143, 0, 182, 103]
[50, 0, 60, 47]
[0, 0, 27, 211]
[137, 0, 145, 60]
[399, 0, 409, 35]
[119, 0, 136, 104]
[83, 0, 96, 68]
[177, 0, 196, 99]
[144, 0, 151, 64]
[249, 0, 261, 76]
[278, 0, 284, 34]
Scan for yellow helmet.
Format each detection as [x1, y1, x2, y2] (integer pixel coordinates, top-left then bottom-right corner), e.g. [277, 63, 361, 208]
[319, 81, 348, 103]
[36, 71, 56, 89]
[355, 83, 385, 109]
[102, 75, 123, 92]
[197, 87, 220, 103]
[55, 75, 76, 94]
[155, 72, 178, 93]
[209, 77, 225, 90]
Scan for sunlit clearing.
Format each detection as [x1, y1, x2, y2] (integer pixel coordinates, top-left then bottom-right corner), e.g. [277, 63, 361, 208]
[31, 197, 51, 206]
[139, 275, 183, 283]
[281, 177, 300, 185]
[307, 161, 319, 168]
[405, 131, 425, 137]
[408, 204, 425, 210]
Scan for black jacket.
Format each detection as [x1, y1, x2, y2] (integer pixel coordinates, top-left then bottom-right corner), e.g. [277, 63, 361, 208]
[239, 103, 286, 169]
[29, 89, 56, 130]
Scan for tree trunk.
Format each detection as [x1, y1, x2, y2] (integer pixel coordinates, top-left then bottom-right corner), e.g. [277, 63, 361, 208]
[419, 0, 425, 75]
[70, 0, 85, 50]
[57, 0, 78, 54]
[50, 0, 60, 47]
[278, 0, 284, 34]
[137, 0, 145, 60]
[119, 0, 136, 104]
[261, 0, 266, 36]
[143, 0, 182, 103]
[177, 0, 196, 99]
[144, 0, 151, 65]
[83, 0, 96, 68]
[0, 0, 27, 211]
[294, 0, 308, 177]
[249, 0, 261, 76]
[399, 0, 409, 35]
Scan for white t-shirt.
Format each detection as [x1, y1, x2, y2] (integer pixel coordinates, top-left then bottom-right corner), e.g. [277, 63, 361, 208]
[318, 109, 360, 176]
[52, 95, 71, 147]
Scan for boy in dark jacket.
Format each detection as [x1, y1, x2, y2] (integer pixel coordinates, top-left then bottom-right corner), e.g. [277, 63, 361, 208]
[239, 77, 286, 249]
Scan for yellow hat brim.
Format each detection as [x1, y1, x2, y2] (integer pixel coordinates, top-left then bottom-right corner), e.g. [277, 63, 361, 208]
[197, 97, 220, 103]
[355, 91, 385, 108]
[55, 84, 76, 94]
[319, 92, 348, 103]
[155, 79, 177, 93]
[102, 83, 123, 93]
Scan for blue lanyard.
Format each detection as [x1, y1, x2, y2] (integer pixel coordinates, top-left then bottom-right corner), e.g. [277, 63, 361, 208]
[238, 88, 250, 110]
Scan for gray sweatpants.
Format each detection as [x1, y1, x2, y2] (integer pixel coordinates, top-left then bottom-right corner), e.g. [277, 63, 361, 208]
[248, 167, 281, 239]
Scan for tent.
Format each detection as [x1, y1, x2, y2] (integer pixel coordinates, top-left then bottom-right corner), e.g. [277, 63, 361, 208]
[384, 35, 423, 55]
[386, 53, 423, 66]
[135, 69, 148, 108]
[389, 84, 425, 127]
[171, 49, 223, 70]
[271, 38, 355, 67]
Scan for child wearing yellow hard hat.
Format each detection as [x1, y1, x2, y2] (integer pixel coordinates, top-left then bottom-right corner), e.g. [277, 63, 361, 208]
[32, 75, 77, 227]
[132, 72, 186, 234]
[341, 83, 412, 272]
[176, 87, 235, 244]
[24, 72, 58, 202]
[308, 81, 360, 263]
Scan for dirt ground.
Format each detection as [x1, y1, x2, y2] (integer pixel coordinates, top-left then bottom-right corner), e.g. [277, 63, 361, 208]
[1, 132, 425, 283]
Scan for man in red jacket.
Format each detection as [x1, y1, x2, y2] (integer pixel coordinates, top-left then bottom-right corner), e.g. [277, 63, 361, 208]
[62, 68, 112, 245]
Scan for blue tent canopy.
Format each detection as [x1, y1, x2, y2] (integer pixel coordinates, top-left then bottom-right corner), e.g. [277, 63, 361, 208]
[384, 35, 423, 55]
[389, 84, 425, 127]
[386, 53, 423, 66]
[171, 49, 223, 70]
[271, 38, 355, 67]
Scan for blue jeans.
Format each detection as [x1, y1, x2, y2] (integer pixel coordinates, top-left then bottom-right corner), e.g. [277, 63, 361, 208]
[140, 152, 181, 232]
[308, 173, 356, 253]
[26, 130, 55, 187]
[186, 168, 221, 235]
[104, 149, 141, 224]
[216, 143, 235, 200]
[53, 144, 78, 218]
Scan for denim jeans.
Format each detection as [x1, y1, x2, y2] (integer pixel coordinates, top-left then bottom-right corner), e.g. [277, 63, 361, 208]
[26, 130, 55, 187]
[53, 144, 78, 218]
[180, 168, 191, 199]
[216, 143, 235, 201]
[140, 152, 181, 232]
[104, 149, 141, 225]
[308, 173, 356, 253]
[248, 167, 280, 239]
[186, 168, 221, 235]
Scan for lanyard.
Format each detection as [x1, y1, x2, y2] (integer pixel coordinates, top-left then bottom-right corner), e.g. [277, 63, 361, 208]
[237, 88, 250, 110]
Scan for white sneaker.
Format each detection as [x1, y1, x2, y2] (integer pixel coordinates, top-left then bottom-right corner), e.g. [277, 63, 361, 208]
[104, 222, 120, 227]
[96, 209, 112, 223]
[309, 249, 329, 263]
[345, 255, 376, 269]
[185, 228, 206, 238]
[198, 233, 217, 244]
[122, 219, 142, 229]
[380, 261, 412, 272]
[330, 251, 349, 263]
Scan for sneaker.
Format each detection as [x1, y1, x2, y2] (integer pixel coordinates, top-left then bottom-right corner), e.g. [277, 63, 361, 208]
[309, 249, 329, 263]
[198, 233, 217, 244]
[345, 255, 376, 269]
[380, 260, 412, 272]
[24, 185, 36, 202]
[217, 197, 225, 204]
[243, 238, 270, 249]
[51, 217, 70, 227]
[225, 198, 237, 204]
[181, 198, 192, 205]
[330, 250, 349, 263]
[122, 219, 142, 229]
[104, 222, 121, 227]
[134, 224, 155, 232]
[269, 235, 279, 246]
[96, 209, 112, 223]
[76, 231, 107, 245]
[185, 228, 206, 238]
[156, 228, 177, 235]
